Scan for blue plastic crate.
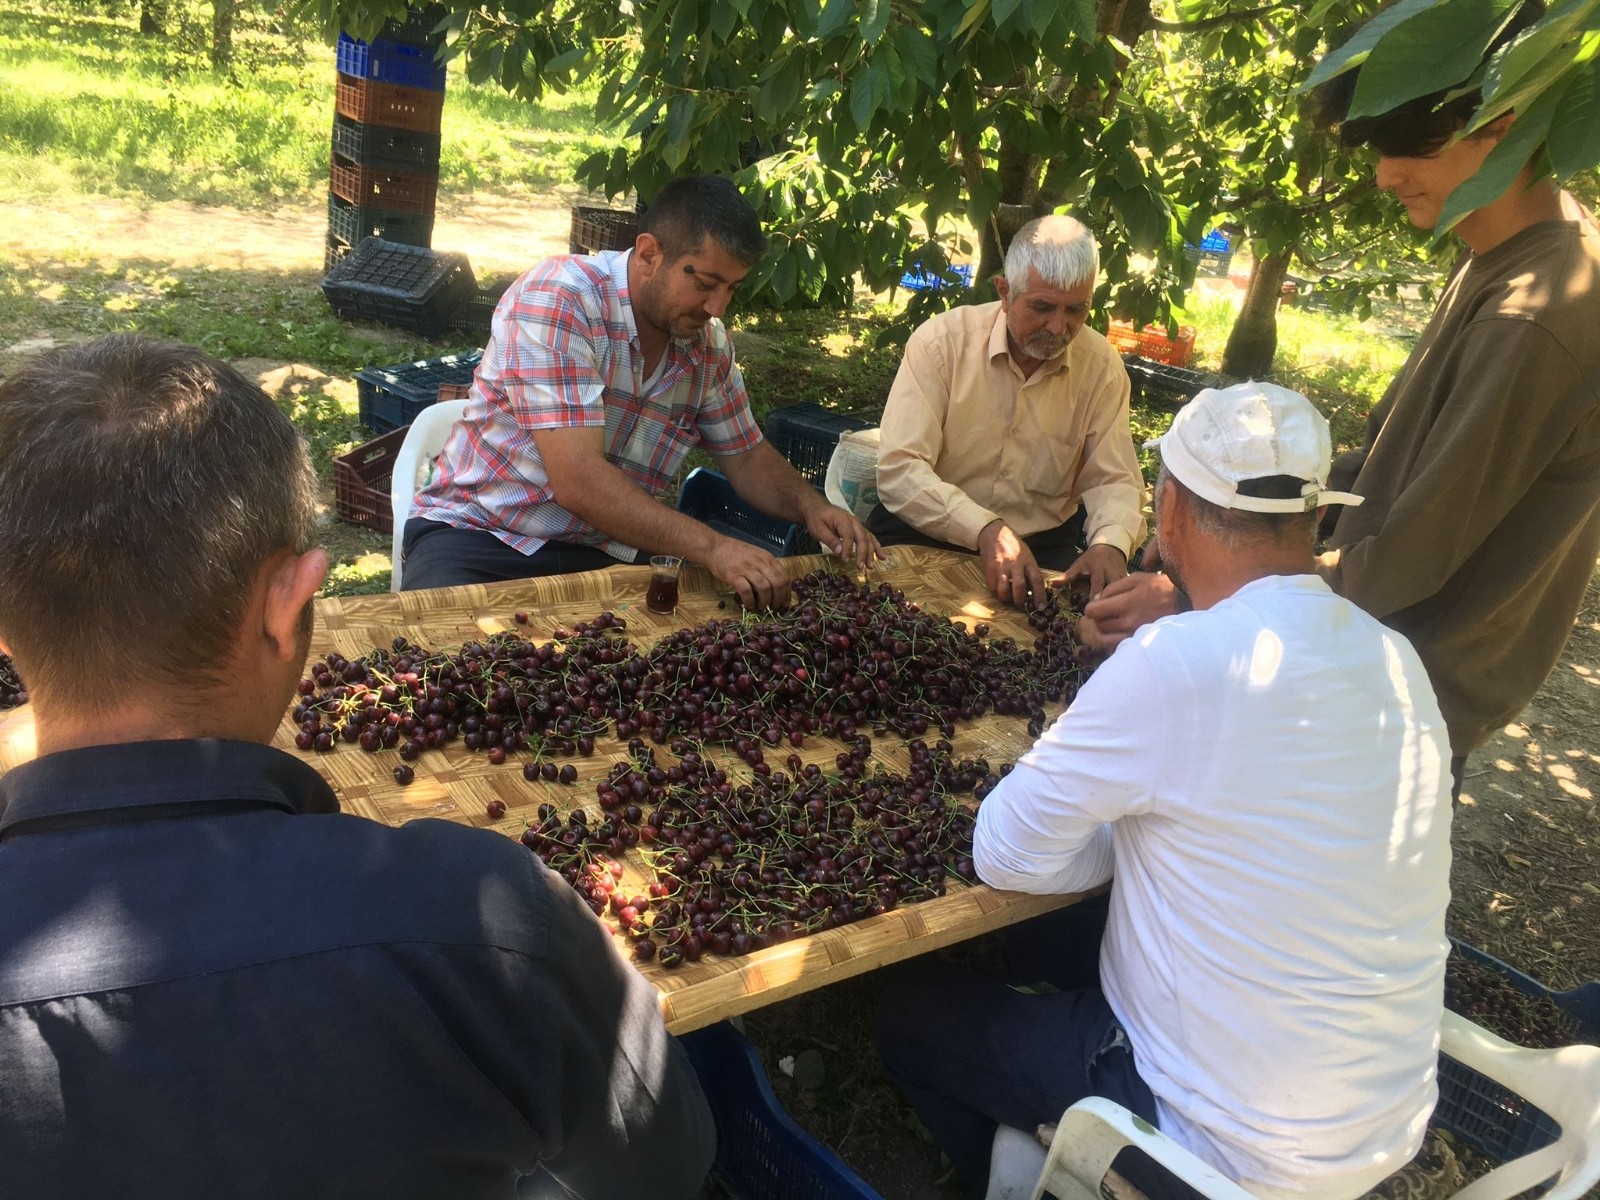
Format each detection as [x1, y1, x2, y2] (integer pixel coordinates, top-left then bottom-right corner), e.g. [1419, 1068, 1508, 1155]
[355, 349, 482, 433]
[1432, 939, 1599, 1165]
[1199, 230, 1231, 253]
[899, 263, 972, 292]
[679, 1022, 880, 1200]
[336, 32, 447, 92]
[675, 468, 799, 557]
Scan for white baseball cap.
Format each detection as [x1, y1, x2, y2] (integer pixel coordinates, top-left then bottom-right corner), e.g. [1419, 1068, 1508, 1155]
[1145, 380, 1364, 514]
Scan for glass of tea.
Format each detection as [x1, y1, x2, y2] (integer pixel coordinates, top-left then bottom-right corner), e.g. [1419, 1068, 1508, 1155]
[646, 555, 683, 614]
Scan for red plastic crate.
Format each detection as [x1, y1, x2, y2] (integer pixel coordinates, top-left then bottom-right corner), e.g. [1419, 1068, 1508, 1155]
[329, 155, 440, 215]
[1137, 324, 1196, 366]
[334, 73, 444, 134]
[1106, 320, 1143, 355]
[332, 424, 410, 534]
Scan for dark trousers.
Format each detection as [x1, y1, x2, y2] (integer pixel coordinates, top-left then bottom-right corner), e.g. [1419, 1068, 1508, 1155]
[399, 518, 633, 592]
[865, 506, 1087, 572]
[876, 896, 1203, 1200]
[1451, 755, 1466, 807]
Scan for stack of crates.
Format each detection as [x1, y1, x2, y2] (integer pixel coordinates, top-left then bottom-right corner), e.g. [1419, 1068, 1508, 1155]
[326, 6, 447, 270]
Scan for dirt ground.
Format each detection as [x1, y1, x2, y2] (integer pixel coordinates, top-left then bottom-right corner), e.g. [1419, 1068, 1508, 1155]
[4, 191, 1597, 1198]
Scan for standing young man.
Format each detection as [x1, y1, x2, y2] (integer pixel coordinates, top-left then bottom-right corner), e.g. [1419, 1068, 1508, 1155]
[1082, 29, 1600, 794]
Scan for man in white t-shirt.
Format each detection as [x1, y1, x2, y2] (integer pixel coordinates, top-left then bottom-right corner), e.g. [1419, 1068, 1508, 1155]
[877, 382, 1452, 1200]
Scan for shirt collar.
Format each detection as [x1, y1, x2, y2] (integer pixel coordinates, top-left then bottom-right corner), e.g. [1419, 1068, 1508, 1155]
[986, 304, 1070, 379]
[0, 739, 339, 838]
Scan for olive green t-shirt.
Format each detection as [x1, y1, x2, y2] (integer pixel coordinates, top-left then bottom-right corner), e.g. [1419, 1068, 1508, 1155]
[1319, 219, 1600, 756]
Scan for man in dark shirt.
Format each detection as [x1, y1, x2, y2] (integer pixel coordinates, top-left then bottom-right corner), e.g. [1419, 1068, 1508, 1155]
[0, 334, 714, 1199]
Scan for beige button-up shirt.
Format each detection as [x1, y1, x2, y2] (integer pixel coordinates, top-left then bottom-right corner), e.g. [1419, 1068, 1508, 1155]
[876, 301, 1146, 557]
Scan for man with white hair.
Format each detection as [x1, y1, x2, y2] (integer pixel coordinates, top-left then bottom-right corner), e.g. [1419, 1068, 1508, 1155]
[877, 382, 1452, 1200]
[870, 215, 1145, 605]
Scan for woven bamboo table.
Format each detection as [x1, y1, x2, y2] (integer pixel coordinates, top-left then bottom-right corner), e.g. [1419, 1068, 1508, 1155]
[0, 545, 1089, 1032]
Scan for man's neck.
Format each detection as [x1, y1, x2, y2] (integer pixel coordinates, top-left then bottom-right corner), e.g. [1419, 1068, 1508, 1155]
[1184, 552, 1315, 611]
[1005, 336, 1048, 380]
[34, 697, 269, 758]
[1455, 177, 1562, 256]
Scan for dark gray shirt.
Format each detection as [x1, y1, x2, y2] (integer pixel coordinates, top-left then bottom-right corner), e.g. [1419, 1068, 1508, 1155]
[0, 738, 713, 1200]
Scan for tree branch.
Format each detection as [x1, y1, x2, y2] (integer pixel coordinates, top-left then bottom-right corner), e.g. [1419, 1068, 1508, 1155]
[1147, 4, 1294, 33]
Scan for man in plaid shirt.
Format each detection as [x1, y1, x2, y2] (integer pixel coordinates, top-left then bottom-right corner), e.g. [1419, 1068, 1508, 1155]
[403, 175, 879, 605]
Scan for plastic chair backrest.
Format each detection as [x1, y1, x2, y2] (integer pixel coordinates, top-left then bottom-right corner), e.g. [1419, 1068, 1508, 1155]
[388, 398, 468, 591]
[1441, 1009, 1600, 1200]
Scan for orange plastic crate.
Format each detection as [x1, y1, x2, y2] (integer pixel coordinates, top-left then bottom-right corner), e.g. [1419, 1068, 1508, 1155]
[334, 73, 445, 134]
[1136, 324, 1196, 367]
[329, 155, 440, 215]
[1106, 320, 1143, 355]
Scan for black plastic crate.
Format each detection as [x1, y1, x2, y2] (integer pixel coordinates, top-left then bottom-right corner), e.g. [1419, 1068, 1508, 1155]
[679, 1023, 880, 1200]
[355, 349, 483, 433]
[764, 402, 879, 488]
[376, 4, 446, 45]
[1451, 939, 1600, 1041]
[327, 193, 433, 249]
[452, 278, 514, 334]
[323, 237, 474, 337]
[324, 233, 353, 272]
[331, 114, 441, 173]
[676, 467, 798, 557]
[1433, 1052, 1561, 1166]
[1124, 357, 1220, 412]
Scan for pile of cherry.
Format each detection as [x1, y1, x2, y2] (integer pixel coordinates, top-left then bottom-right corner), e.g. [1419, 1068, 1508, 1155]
[1445, 950, 1583, 1048]
[0, 653, 25, 711]
[521, 735, 1000, 967]
[290, 572, 1091, 965]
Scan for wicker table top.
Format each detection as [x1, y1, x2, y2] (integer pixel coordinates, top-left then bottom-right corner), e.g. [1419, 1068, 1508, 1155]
[0, 545, 1088, 1032]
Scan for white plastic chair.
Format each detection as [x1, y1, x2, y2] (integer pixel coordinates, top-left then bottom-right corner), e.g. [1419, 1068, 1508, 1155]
[388, 398, 468, 591]
[986, 1009, 1600, 1200]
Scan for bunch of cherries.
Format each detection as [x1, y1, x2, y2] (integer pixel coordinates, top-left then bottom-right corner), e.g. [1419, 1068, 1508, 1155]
[519, 736, 1001, 967]
[0, 653, 25, 711]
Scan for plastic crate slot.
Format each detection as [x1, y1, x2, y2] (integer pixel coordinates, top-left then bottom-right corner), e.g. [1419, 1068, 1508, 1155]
[764, 402, 879, 489]
[675, 468, 798, 557]
[327, 194, 434, 250]
[335, 31, 447, 92]
[329, 153, 440, 215]
[569, 205, 639, 254]
[332, 424, 411, 534]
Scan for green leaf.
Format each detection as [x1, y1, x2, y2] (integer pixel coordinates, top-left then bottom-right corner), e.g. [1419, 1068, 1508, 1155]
[894, 25, 939, 87]
[793, 1049, 827, 1091]
[725, 0, 753, 16]
[1482, 0, 1600, 104]
[771, 251, 799, 302]
[850, 62, 883, 130]
[1347, 0, 1522, 120]
[1471, 45, 1575, 131]
[663, 94, 697, 171]
[1546, 57, 1600, 177]
[807, 77, 843, 101]
[710, 1, 739, 42]
[1030, 0, 1059, 37]
[1435, 85, 1559, 233]
[955, 0, 991, 44]
[859, 0, 892, 44]
[1060, 0, 1096, 40]
[992, 0, 1022, 29]
[818, 0, 854, 39]
[1303, 0, 1441, 91]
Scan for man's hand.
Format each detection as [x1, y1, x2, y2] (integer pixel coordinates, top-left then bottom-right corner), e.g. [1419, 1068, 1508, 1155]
[801, 499, 884, 572]
[977, 520, 1045, 608]
[705, 537, 792, 609]
[1078, 572, 1179, 651]
[1060, 543, 1128, 603]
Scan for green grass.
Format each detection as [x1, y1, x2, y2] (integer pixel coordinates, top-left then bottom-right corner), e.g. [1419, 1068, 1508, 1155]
[0, 0, 622, 208]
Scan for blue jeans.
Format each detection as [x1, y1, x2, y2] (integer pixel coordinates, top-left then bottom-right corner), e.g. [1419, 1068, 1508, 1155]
[876, 899, 1203, 1200]
[400, 518, 633, 591]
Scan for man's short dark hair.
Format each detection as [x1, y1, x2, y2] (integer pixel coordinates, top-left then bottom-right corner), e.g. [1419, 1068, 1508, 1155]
[0, 334, 318, 707]
[638, 175, 768, 267]
[1313, 1, 1545, 157]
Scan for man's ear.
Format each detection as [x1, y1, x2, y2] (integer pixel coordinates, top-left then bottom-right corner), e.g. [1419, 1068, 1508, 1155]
[633, 231, 664, 278]
[994, 274, 1011, 308]
[261, 548, 328, 663]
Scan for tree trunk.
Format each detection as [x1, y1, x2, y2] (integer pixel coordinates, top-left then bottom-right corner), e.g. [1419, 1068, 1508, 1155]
[211, 0, 237, 69]
[1221, 247, 1293, 379]
[138, 0, 165, 35]
[974, 135, 1041, 283]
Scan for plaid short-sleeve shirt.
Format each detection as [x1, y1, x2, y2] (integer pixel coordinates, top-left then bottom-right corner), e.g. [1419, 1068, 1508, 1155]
[411, 250, 763, 562]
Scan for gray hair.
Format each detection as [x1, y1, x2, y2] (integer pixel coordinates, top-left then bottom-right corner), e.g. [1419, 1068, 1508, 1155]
[1157, 465, 1317, 549]
[0, 334, 319, 707]
[1003, 215, 1100, 292]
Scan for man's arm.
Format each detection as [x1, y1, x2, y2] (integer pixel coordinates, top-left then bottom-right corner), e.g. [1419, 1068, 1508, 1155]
[1320, 320, 1592, 617]
[1058, 362, 1146, 599]
[717, 440, 882, 571]
[875, 328, 1002, 549]
[535, 426, 792, 608]
[974, 642, 1162, 894]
